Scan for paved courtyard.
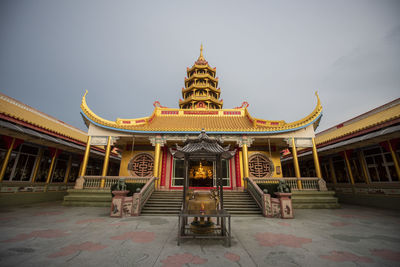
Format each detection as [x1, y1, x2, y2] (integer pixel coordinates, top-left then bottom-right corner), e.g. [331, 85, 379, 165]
[0, 201, 400, 267]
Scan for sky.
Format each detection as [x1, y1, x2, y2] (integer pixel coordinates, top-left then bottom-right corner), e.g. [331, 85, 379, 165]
[1, 0, 399, 133]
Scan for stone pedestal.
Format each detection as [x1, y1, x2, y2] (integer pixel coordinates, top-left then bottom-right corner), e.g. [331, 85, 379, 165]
[275, 192, 294, 219]
[110, 190, 129, 217]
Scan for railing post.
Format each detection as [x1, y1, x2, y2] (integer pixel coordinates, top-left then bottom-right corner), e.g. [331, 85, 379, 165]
[132, 192, 141, 216]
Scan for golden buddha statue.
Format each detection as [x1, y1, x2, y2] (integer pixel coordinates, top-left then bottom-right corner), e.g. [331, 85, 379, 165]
[194, 162, 207, 179]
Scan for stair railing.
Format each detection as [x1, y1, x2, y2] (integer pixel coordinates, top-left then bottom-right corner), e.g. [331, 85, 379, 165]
[252, 177, 327, 191]
[82, 176, 151, 189]
[246, 177, 271, 217]
[132, 177, 158, 216]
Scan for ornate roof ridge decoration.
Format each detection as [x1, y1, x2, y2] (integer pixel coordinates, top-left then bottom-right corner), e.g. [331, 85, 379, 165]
[171, 129, 236, 160]
[81, 92, 322, 134]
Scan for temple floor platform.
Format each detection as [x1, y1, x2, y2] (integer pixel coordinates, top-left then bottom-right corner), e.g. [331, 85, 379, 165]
[1, 202, 399, 266]
[63, 189, 340, 211]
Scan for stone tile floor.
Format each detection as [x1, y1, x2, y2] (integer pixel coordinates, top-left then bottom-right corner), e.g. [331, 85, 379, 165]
[0, 201, 399, 266]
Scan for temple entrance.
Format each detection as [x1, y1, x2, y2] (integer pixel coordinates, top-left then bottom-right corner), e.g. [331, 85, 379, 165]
[172, 159, 231, 188]
[189, 160, 214, 187]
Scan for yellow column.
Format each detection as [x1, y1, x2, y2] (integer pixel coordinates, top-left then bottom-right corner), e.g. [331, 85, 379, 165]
[239, 150, 244, 187]
[46, 149, 57, 184]
[311, 138, 322, 178]
[358, 151, 370, 184]
[328, 158, 337, 184]
[153, 143, 161, 189]
[291, 138, 302, 189]
[64, 154, 72, 184]
[31, 149, 43, 183]
[100, 136, 112, 188]
[242, 143, 249, 189]
[79, 136, 91, 177]
[388, 141, 400, 181]
[0, 137, 16, 182]
[157, 149, 163, 188]
[343, 151, 355, 184]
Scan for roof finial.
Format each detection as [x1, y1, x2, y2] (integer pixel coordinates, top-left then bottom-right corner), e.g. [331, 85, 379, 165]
[195, 44, 208, 65]
[197, 44, 205, 61]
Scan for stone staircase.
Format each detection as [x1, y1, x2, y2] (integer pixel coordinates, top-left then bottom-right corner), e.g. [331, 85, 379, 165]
[140, 191, 183, 216]
[291, 190, 340, 208]
[141, 190, 263, 216]
[63, 189, 111, 207]
[63, 189, 339, 211]
[223, 191, 262, 216]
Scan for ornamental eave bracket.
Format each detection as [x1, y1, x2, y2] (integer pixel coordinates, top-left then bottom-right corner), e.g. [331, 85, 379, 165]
[149, 135, 167, 147]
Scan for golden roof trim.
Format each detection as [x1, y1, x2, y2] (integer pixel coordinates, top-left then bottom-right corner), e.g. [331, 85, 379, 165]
[81, 91, 322, 133]
[316, 98, 400, 144]
[0, 93, 88, 143]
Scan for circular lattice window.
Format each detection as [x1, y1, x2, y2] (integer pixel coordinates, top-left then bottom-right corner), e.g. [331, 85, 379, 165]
[248, 154, 274, 178]
[128, 153, 154, 177]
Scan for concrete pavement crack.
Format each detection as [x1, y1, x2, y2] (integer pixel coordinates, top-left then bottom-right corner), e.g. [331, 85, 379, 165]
[152, 219, 177, 267]
[232, 229, 258, 267]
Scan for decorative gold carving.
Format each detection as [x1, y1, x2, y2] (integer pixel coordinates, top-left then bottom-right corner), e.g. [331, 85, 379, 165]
[248, 154, 274, 178]
[128, 153, 154, 177]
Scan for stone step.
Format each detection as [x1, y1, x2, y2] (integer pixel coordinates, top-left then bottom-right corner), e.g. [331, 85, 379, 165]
[292, 191, 337, 196]
[140, 210, 179, 215]
[147, 197, 183, 201]
[143, 208, 181, 212]
[64, 195, 111, 201]
[147, 199, 182, 205]
[145, 204, 182, 208]
[223, 200, 255, 203]
[292, 197, 338, 203]
[151, 194, 182, 196]
[293, 203, 341, 209]
[63, 201, 110, 207]
[227, 210, 262, 215]
[224, 205, 259, 209]
[223, 198, 254, 201]
[224, 206, 260, 211]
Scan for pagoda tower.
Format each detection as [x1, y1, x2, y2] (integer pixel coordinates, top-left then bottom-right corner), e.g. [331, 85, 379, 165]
[179, 45, 223, 109]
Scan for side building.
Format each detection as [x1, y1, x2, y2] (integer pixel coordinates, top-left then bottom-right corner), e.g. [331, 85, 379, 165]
[282, 98, 400, 209]
[0, 93, 120, 206]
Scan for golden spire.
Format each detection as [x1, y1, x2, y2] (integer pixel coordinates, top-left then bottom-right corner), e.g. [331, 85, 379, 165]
[198, 44, 204, 61]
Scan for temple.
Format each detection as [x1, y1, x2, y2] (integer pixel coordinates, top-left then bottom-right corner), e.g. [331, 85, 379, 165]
[72, 46, 331, 214]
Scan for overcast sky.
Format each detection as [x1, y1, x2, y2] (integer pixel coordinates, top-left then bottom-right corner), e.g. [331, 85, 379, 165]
[1, 0, 399, 133]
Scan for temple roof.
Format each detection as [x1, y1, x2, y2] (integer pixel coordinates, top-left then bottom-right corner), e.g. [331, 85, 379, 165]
[0, 92, 88, 143]
[80, 91, 323, 134]
[315, 98, 400, 145]
[171, 129, 236, 159]
[171, 130, 236, 159]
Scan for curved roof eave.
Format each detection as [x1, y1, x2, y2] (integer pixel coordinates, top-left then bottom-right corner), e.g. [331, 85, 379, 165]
[80, 110, 322, 135]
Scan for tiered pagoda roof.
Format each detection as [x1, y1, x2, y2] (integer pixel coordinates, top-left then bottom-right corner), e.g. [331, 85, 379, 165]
[179, 45, 222, 109]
